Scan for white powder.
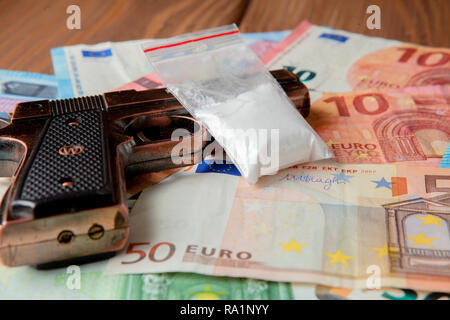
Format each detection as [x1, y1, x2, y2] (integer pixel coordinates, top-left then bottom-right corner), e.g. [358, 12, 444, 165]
[192, 83, 333, 183]
[145, 25, 332, 183]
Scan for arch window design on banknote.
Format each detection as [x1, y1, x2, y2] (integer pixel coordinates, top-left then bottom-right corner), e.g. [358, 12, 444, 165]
[372, 108, 450, 163]
[384, 175, 450, 276]
[308, 86, 449, 166]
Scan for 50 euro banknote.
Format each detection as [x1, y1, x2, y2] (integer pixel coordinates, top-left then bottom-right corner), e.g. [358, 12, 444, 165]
[0, 178, 447, 299]
[262, 21, 450, 100]
[105, 158, 450, 292]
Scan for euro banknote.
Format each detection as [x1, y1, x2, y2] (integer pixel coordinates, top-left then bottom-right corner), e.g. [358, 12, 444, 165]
[2, 265, 447, 300]
[51, 31, 289, 98]
[262, 21, 450, 101]
[309, 85, 449, 166]
[1, 264, 447, 300]
[0, 177, 447, 299]
[0, 69, 57, 113]
[104, 158, 450, 292]
[441, 145, 450, 168]
[124, 85, 450, 200]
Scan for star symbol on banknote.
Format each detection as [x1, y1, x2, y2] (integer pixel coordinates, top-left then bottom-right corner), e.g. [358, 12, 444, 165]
[416, 214, 444, 227]
[325, 249, 354, 267]
[189, 284, 228, 300]
[372, 243, 389, 258]
[331, 172, 354, 183]
[209, 164, 234, 173]
[326, 139, 337, 148]
[244, 200, 267, 213]
[404, 97, 415, 105]
[372, 243, 399, 258]
[371, 177, 392, 190]
[279, 238, 308, 254]
[353, 152, 371, 160]
[358, 75, 369, 81]
[408, 232, 437, 248]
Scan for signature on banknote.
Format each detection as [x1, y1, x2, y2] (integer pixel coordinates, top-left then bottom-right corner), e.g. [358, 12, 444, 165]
[280, 172, 353, 190]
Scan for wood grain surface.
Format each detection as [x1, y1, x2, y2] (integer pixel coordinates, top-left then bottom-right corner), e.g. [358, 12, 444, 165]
[239, 0, 450, 46]
[0, 0, 448, 74]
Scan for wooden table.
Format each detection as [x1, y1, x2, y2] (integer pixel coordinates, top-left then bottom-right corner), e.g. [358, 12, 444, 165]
[0, 0, 448, 74]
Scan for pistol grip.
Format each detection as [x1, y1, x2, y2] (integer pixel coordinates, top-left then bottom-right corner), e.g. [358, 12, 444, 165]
[13, 109, 114, 218]
[0, 98, 129, 267]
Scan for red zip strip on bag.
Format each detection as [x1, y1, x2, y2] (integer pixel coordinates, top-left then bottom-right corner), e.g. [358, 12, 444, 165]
[143, 30, 240, 53]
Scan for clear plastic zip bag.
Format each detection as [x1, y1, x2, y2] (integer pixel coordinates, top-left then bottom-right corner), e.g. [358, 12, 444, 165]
[142, 24, 333, 183]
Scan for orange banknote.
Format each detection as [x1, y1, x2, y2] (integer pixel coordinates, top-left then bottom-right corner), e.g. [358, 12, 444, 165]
[105, 159, 450, 292]
[262, 21, 450, 100]
[309, 85, 450, 166]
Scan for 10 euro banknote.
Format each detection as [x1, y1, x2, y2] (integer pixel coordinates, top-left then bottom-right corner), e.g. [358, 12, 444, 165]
[262, 21, 449, 101]
[309, 85, 449, 166]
